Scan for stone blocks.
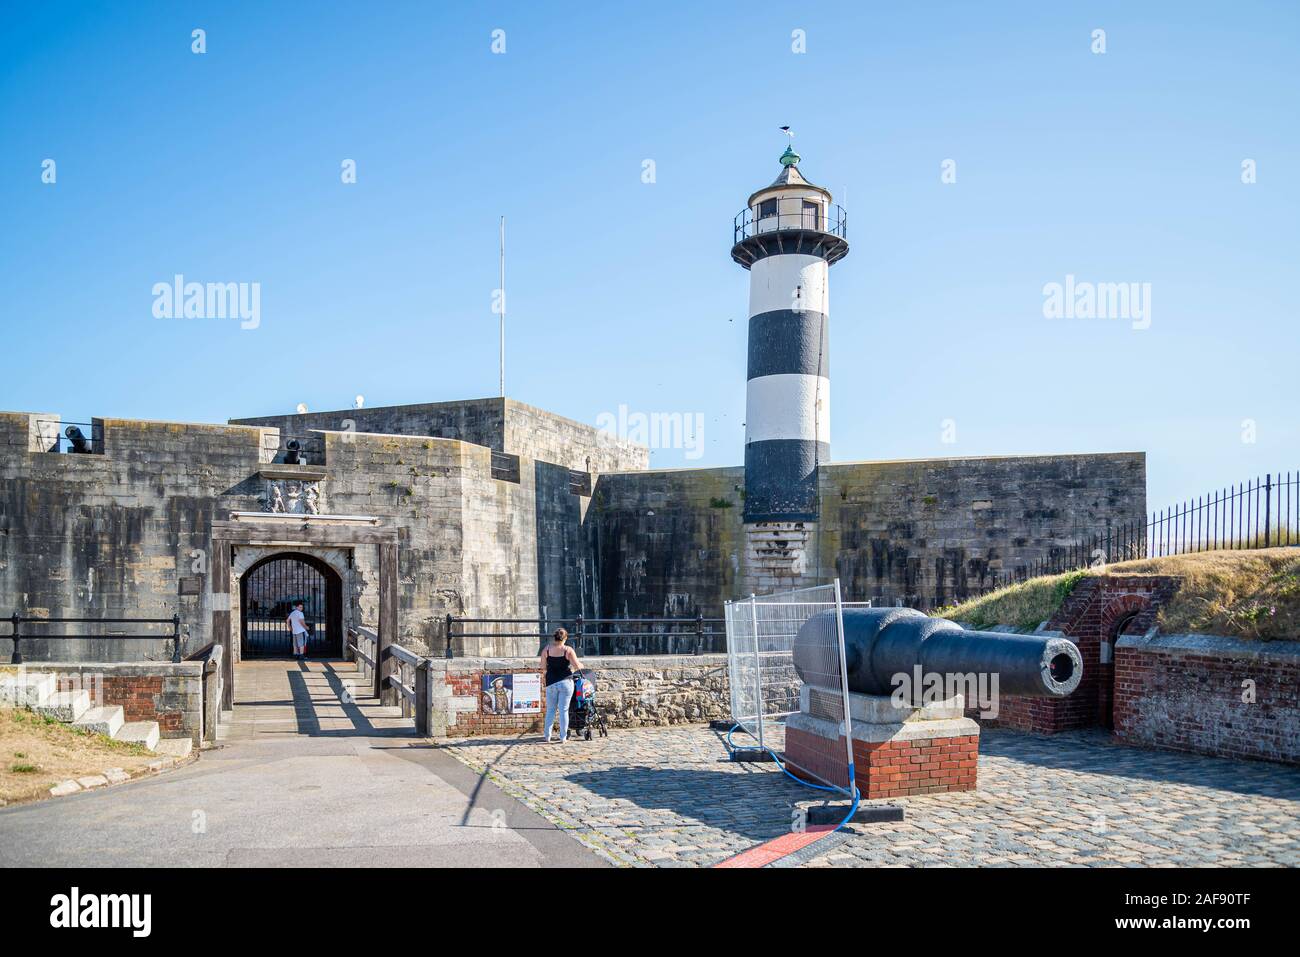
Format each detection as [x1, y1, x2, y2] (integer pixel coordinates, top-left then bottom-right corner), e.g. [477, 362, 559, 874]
[34, 689, 91, 722]
[0, 672, 55, 708]
[27, 663, 204, 745]
[431, 654, 738, 738]
[72, 705, 125, 737]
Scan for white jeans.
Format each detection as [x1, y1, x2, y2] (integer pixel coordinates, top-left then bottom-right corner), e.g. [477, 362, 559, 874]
[543, 678, 574, 741]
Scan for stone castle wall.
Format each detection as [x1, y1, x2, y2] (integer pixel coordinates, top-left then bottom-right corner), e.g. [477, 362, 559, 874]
[231, 397, 649, 474]
[430, 654, 735, 738]
[0, 405, 628, 661]
[587, 452, 1146, 617]
[0, 412, 268, 662]
[3, 402, 1146, 665]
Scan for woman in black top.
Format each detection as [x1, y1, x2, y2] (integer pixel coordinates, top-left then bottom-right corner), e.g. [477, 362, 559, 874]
[540, 628, 583, 743]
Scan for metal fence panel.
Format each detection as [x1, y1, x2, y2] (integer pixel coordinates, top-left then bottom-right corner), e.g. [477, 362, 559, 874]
[724, 596, 762, 743]
[725, 582, 862, 796]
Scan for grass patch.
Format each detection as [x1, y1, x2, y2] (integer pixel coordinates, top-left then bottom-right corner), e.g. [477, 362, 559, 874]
[935, 570, 1085, 631]
[1099, 547, 1300, 640]
[935, 547, 1300, 640]
[0, 707, 155, 805]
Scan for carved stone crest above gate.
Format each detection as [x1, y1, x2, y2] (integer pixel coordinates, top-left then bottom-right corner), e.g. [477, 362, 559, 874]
[257, 466, 327, 515]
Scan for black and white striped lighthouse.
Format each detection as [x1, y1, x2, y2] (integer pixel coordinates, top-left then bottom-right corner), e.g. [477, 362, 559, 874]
[731, 146, 849, 524]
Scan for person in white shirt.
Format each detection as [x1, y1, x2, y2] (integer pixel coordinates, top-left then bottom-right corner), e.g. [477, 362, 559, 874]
[287, 601, 309, 658]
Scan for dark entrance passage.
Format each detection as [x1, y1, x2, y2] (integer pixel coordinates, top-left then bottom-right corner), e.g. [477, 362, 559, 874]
[240, 553, 342, 658]
[1102, 610, 1140, 731]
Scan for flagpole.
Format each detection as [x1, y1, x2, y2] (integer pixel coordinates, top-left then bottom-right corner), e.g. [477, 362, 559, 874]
[499, 216, 506, 397]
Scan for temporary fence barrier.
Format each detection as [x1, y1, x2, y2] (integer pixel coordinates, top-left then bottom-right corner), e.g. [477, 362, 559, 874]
[724, 582, 863, 799]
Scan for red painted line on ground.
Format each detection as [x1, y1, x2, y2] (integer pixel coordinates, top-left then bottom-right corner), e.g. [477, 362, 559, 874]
[713, 824, 838, 868]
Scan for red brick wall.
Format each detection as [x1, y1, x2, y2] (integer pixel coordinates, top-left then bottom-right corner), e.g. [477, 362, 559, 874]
[1114, 638, 1300, 765]
[989, 576, 1180, 733]
[785, 727, 978, 798]
[445, 666, 545, 737]
[53, 673, 185, 733]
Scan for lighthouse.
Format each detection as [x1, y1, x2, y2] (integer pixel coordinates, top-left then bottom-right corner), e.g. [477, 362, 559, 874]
[731, 146, 849, 526]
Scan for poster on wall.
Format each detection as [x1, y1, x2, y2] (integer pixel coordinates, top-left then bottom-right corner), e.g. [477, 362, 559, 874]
[481, 673, 541, 714]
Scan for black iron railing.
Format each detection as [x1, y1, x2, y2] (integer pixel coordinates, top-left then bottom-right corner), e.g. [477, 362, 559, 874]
[6, 613, 184, 664]
[996, 471, 1300, 581]
[445, 613, 726, 659]
[1143, 472, 1298, 556]
[733, 203, 848, 245]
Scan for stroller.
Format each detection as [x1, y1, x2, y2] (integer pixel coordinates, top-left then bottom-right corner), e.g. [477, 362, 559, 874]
[567, 669, 609, 741]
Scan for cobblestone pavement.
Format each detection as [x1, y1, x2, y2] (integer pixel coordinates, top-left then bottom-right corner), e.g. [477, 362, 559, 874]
[443, 725, 1300, 867]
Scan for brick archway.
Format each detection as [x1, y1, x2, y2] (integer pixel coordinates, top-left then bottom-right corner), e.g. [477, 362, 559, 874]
[1099, 594, 1151, 641]
[1097, 594, 1151, 730]
[991, 575, 1182, 734]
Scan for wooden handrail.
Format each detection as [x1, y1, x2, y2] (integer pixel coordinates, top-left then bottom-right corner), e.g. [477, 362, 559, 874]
[389, 644, 422, 667]
[346, 626, 429, 733]
[348, 642, 375, 668]
[388, 675, 415, 702]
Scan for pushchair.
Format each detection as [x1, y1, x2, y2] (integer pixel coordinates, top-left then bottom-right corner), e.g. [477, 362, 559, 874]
[567, 669, 609, 741]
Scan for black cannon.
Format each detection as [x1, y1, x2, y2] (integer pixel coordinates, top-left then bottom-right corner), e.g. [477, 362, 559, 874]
[284, 438, 303, 464]
[64, 425, 92, 454]
[792, 606, 1082, 699]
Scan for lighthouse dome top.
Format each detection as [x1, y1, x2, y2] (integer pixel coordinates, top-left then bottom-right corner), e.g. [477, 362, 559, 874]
[747, 148, 832, 207]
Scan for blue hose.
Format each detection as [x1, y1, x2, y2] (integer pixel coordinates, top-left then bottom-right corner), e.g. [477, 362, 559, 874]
[727, 722, 862, 833]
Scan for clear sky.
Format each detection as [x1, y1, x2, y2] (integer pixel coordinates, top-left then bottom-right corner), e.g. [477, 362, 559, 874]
[1, 1, 1296, 511]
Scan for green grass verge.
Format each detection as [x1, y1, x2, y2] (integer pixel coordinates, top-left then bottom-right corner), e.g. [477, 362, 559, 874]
[933, 548, 1300, 640]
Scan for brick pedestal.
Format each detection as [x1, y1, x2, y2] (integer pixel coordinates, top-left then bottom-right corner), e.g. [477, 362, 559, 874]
[783, 688, 980, 798]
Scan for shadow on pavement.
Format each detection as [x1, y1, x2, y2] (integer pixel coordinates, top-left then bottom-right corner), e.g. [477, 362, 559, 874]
[560, 764, 816, 842]
[278, 662, 415, 739]
[979, 728, 1300, 799]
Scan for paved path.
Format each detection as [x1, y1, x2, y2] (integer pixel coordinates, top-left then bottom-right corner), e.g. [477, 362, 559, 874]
[0, 660, 604, 868]
[444, 724, 1300, 867]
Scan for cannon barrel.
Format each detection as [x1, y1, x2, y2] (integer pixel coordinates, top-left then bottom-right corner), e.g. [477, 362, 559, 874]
[64, 425, 91, 454]
[284, 438, 303, 464]
[793, 606, 1082, 699]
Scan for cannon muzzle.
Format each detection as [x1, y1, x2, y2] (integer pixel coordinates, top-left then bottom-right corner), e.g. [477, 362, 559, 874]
[64, 425, 91, 454]
[284, 438, 303, 464]
[793, 606, 1082, 699]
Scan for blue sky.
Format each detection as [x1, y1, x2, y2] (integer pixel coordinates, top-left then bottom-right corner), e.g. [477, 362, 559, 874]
[1, 1, 1296, 511]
